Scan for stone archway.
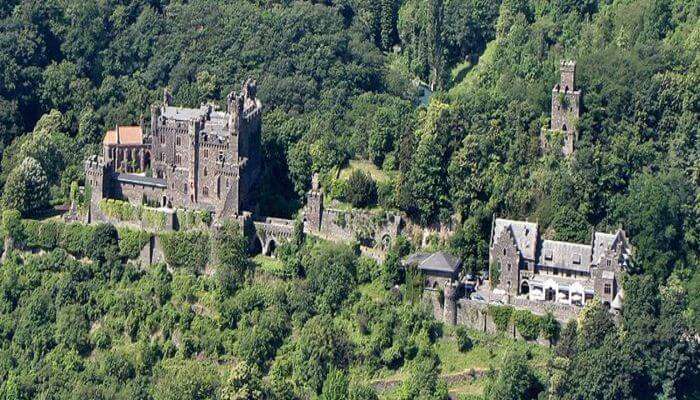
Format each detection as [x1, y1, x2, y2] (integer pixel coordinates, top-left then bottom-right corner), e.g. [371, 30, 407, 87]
[250, 236, 263, 255]
[520, 281, 529, 295]
[265, 239, 277, 257]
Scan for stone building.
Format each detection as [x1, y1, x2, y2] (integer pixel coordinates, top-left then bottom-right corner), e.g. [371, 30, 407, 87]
[541, 60, 582, 156]
[85, 79, 262, 222]
[489, 218, 631, 310]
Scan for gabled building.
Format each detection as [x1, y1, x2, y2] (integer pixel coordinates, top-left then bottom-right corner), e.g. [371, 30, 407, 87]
[489, 218, 631, 309]
[85, 79, 262, 222]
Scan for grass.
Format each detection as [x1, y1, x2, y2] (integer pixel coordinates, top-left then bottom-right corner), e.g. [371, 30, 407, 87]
[448, 39, 497, 100]
[371, 326, 551, 399]
[338, 160, 393, 183]
[252, 254, 285, 275]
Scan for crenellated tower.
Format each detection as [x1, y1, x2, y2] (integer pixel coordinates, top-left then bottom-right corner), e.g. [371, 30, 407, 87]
[541, 60, 582, 156]
[305, 173, 324, 232]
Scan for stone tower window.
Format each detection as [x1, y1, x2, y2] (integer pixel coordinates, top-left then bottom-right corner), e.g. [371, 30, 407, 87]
[604, 283, 611, 295]
[203, 167, 208, 177]
[176, 136, 181, 146]
[203, 186, 209, 197]
[160, 134, 165, 144]
[203, 149, 208, 158]
[503, 248, 506, 256]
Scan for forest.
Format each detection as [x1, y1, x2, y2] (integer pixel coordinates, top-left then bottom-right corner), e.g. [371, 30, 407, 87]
[0, 0, 698, 398]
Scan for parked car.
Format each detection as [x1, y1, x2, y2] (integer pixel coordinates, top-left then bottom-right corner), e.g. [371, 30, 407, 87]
[472, 293, 485, 302]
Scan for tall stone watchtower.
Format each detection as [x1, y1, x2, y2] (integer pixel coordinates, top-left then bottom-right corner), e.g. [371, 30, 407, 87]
[84, 155, 109, 223]
[305, 173, 323, 232]
[541, 60, 581, 156]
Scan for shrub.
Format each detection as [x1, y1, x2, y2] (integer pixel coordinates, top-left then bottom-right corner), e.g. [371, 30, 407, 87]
[60, 223, 94, 257]
[160, 230, 210, 274]
[540, 312, 560, 344]
[87, 223, 120, 263]
[514, 310, 541, 341]
[455, 327, 473, 352]
[356, 256, 381, 284]
[343, 170, 377, 208]
[489, 305, 513, 333]
[118, 227, 151, 260]
[2, 209, 25, 243]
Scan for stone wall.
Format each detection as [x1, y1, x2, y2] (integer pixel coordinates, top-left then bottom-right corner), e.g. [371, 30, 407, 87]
[317, 208, 401, 251]
[425, 291, 570, 346]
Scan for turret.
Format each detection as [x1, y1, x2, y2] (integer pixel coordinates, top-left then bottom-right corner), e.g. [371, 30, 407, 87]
[305, 173, 324, 232]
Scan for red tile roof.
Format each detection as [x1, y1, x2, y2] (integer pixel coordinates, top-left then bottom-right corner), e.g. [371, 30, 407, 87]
[103, 126, 143, 145]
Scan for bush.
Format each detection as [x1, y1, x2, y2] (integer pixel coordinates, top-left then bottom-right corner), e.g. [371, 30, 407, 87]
[343, 170, 377, 208]
[356, 256, 381, 284]
[540, 312, 560, 344]
[489, 305, 513, 333]
[455, 327, 473, 352]
[87, 223, 120, 263]
[2, 209, 25, 243]
[59, 223, 94, 257]
[514, 310, 541, 341]
[118, 227, 151, 260]
[160, 230, 210, 274]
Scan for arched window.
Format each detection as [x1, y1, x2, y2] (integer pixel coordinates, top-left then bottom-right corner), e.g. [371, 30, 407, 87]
[503, 248, 506, 256]
[203, 167, 208, 177]
[562, 124, 568, 132]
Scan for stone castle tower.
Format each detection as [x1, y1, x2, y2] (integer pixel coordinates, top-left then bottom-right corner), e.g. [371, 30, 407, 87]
[541, 60, 581, 156]
[305, 173, 323, 232]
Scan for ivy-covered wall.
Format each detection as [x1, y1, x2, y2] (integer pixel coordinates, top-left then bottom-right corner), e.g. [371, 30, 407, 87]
[158, 230, 211, 274]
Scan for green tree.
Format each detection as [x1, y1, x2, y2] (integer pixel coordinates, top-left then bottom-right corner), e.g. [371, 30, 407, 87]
[220, 361, 264, 400]
[214, 220, 253, 295]
[344, 170, 377, 208]
[293, 315, 350, 396]
[2, 157, 50, 216]
[485, 352, 543, 400]
[319, 368, 349, 400]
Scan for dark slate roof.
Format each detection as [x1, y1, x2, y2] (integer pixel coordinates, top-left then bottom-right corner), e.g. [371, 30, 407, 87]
[115, 173, 167, 188]
[493, 219, 538, 260]
[537, 240, 592, 272]
[417, 251, 462, 274]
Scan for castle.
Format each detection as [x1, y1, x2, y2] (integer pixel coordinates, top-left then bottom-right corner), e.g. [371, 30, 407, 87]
[489, 218, 631, 309]
[541, 60, 581, 156]
[85, 79, 262, 222]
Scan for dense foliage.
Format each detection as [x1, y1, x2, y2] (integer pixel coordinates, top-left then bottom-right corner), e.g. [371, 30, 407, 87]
[0, 0, 697, 398]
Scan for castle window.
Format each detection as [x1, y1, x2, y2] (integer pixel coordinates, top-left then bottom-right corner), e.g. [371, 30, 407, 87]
[507, 264, 511, 272]
[203, 149, 208, 158]
[606, 259, 611, 267]
[175, 154, 181, 165]
[573, 254, 581, 264]
[203, 186, 209, 197]
[160, 152, 165, 162]
[604, 283, 611, 295]
[218, 151, 224, 163]
[183, 183, 187, 194]
[176, 136, 182, 146]
[226, 178, 230, 188]
[502, 248, 506, 256]
[203, 167, 208, 177]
